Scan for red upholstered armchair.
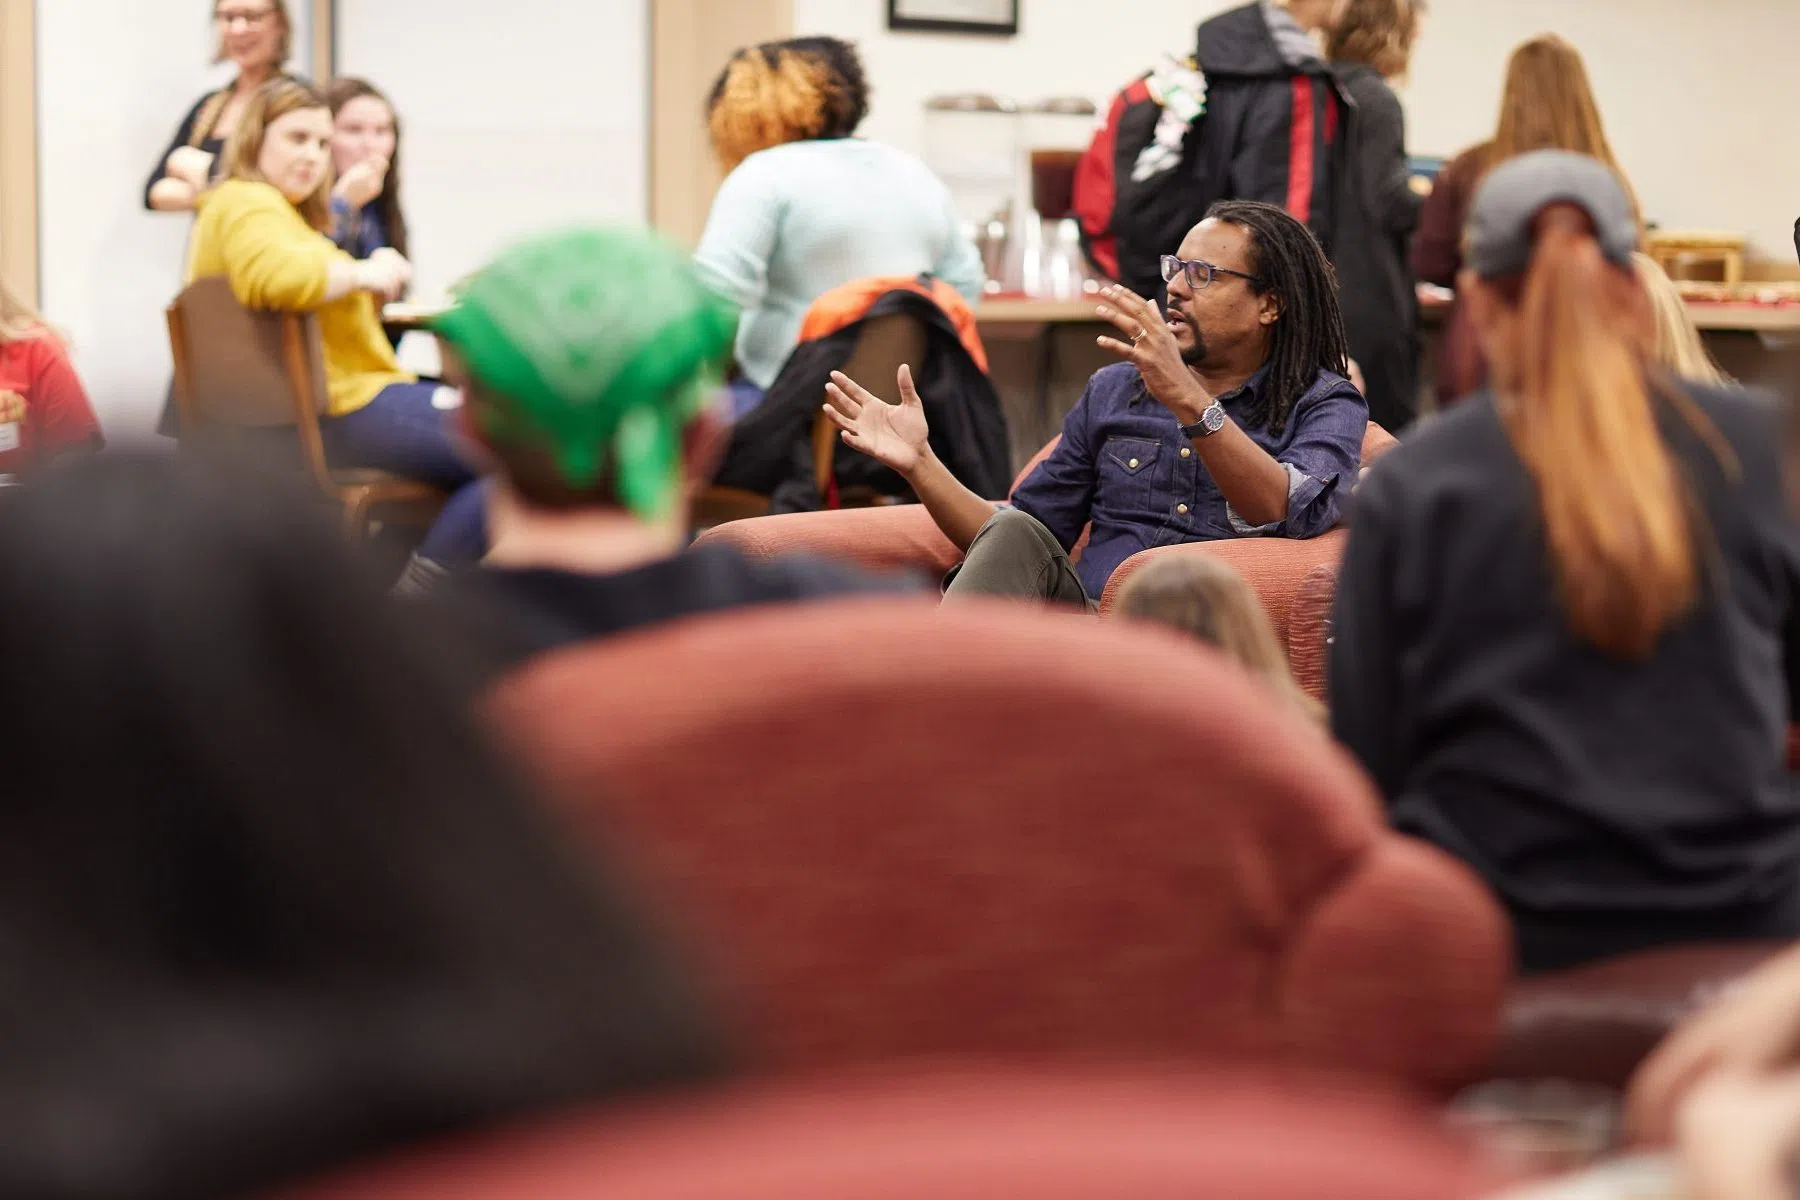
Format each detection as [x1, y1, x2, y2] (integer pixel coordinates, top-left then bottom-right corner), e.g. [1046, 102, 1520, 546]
[293, 1069, 1484, 1200]
[489, 599, 1508, 1094]
[695, 424, 1399, 637]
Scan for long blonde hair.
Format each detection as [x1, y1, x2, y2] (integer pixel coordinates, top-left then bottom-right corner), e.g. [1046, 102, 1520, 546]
[1114, 555, 1326, 723]
[1633, 253, 1729, 387]
[1481, 36, 1641, 219]
[1485, 207, 1728, 659]
[219, 78, 334, 232]
[0, 278, 60, 346]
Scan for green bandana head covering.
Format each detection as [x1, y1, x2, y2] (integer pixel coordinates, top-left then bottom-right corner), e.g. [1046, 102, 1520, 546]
[430, 226, 737, 519]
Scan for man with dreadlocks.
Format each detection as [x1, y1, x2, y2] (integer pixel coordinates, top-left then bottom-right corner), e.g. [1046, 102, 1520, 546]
[420, 225, 912, 674]
[825, 200, 1367, 606]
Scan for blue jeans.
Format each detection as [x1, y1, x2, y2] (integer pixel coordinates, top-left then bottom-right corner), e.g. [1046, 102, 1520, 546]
[320, 382, 486, 564]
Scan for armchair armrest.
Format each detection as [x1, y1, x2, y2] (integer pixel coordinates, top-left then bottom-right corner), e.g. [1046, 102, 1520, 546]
[695, 505, 963, 579]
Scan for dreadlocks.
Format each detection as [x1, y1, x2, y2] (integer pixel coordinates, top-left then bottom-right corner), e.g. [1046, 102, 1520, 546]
[706, 37, 870, 173]
[1205, 200, 1350, 434]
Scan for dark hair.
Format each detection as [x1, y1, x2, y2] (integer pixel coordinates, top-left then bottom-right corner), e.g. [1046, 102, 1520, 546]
[706, 36, 870, 171]
[0, 454, 726, 1199]
[325, 76, 410, 259]
[1205, 199, 1351, 433]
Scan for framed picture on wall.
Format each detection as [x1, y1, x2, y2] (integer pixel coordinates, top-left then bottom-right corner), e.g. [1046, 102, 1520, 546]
[887, 0, 1019, 36]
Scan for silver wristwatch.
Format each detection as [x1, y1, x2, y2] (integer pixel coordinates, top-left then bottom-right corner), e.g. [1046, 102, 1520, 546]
[1180, 401, 1227, 440]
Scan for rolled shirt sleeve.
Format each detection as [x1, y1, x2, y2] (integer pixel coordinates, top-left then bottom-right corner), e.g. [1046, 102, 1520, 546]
[1226, 378, 1368, 537]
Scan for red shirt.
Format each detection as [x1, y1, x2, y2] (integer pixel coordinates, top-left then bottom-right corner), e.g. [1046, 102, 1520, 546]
[0, 333, 103, 473]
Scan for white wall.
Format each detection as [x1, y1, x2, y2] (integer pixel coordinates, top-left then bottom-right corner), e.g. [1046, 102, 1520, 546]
[337, 0, 650, 302]
[35, 1, 313, 439]
[793, 0, 1800, 261]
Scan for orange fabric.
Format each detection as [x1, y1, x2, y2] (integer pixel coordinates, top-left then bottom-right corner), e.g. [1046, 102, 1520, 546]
[796, 275, 989, 373]
[294, 1068, 1483, 1199]
[489, 600, 1507, 1093]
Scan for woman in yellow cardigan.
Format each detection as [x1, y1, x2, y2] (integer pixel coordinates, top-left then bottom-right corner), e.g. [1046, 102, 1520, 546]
[187, 78, 483, 573]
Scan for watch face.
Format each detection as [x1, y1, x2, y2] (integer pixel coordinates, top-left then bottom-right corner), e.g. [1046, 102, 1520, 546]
[1202, 403, 1227, 433]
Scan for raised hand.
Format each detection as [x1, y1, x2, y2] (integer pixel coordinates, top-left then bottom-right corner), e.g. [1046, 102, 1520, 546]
[823, 365, 931, 477]
[334, 156, 389, 209]
[1628, 945, 1800, 1145]
[356, 248, 413, 301]
[165, 146, 216, 189]
[1093, 283, 1209, 425]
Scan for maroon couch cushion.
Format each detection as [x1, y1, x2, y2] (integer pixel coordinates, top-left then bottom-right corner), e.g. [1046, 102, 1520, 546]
[292, 1068, 1484, 1200]
[490, 599, 1507, 1093]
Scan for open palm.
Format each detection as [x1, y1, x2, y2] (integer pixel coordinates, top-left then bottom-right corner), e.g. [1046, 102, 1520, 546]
[823, 365, 931, 476]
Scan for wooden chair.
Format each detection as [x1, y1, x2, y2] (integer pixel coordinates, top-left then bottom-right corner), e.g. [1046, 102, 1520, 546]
[165, 277, 446, 537]
[691, 485, 772, 530]
[810, 311, 928, 508]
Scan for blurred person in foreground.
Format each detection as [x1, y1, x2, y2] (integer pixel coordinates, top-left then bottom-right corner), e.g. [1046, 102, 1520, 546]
[1636, 252, 1731, 387]
[1332, 151, 1800, 974]
[1629, 941, 1800, 1200]
[421, 226, 913, 673]
[1113, 553, 1325, 724]
[0, 453, 726, 1199]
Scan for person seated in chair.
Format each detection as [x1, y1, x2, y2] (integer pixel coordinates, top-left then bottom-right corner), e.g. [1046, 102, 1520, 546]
[421, 226, 916, 675]
[825, 200, 1368, 607]
[185, 76, 482, 578]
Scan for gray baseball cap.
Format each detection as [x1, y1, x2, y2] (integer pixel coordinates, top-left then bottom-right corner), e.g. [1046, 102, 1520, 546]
[1465, 150, 1637, 280]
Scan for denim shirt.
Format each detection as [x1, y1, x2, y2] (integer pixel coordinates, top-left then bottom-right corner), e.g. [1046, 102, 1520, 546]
[1010, 362, 1368, 599]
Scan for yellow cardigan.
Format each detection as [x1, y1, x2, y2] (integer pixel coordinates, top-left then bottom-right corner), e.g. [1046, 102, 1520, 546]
[186, 180, 412, 417]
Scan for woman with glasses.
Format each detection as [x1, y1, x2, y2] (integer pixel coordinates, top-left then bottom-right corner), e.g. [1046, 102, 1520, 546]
[145, 1, 295, 213]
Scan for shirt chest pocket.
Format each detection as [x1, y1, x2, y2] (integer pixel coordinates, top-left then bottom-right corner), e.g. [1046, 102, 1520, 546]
[1099, 436, 1163, 510]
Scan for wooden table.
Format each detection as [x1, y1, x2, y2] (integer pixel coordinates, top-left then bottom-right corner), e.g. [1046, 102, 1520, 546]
[382, 302, 448, 332]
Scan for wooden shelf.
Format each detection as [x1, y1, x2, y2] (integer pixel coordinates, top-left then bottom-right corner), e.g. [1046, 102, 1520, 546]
[392, 297, 1800, 337]
[976, 297, 1104, 323]
[1686, 305, 1800, 334]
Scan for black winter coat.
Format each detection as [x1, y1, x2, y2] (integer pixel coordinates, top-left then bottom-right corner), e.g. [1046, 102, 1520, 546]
[712, 289, 1011, 513]
[1330, 63, 1423, 433]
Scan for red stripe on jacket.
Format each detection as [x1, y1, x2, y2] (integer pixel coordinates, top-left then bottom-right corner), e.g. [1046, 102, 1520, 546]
[1286, 76, 1317, 223]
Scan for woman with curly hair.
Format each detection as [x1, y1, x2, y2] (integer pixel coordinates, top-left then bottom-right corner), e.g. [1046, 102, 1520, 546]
[694, 37, 983, 415]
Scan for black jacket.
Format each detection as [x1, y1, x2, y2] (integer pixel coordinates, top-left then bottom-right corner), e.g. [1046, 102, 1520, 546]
[1331, 383, 1800, 971]
[1111, 3, 1347, 302]
[1330, 63, 1422, 433]
[712, 288, 1011, 513]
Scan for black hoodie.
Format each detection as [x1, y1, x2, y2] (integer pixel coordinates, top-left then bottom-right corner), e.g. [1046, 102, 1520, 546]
[1192, 3, 1344, 248]
[1109, 3, 1347, 301]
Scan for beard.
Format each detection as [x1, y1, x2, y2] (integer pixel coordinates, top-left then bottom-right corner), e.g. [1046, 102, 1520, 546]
[1169, 311, 1208, 366]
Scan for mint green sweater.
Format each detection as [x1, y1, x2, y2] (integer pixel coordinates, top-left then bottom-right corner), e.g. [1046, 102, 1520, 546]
[693, 139, 986, 389]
